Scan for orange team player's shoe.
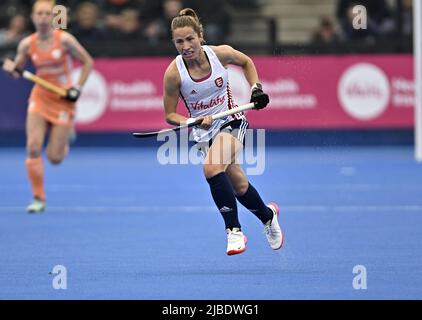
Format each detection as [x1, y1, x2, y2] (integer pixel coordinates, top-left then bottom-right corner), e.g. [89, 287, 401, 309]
[264, 202, 284, 250]
[226, 228, 247, 256]
[26, 198, 46, 213]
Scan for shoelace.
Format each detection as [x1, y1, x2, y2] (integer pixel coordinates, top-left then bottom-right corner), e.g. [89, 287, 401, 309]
[264, 220, 280, 237]
[228, 232, 243, 244]
[264, 224, 273, 236]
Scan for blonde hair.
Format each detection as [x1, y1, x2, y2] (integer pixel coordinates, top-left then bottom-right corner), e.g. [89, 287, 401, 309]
[171, 8, 204, 43]
[32, 0, 56, 12]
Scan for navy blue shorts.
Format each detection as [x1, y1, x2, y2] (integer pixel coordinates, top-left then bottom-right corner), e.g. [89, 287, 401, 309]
[196, 118, 249, 157]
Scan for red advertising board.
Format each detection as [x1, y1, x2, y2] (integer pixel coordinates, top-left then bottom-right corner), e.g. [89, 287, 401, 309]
[73, 55, 414, 131]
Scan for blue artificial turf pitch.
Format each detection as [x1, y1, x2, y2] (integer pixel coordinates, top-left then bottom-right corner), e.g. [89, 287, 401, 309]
[0, 146, 421, 299]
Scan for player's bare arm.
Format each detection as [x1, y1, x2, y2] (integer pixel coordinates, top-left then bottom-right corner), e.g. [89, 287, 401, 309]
[163, 60, 187, 126]
[211, 45, 269, 110]
[2, 37, 31, 79]
[61, 32, 93, 87]
[211, 45, 260, 87]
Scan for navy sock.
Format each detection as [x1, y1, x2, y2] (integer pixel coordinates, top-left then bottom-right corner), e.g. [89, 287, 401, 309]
[236, 183, 273, 224]
[206, 172, 240, 230]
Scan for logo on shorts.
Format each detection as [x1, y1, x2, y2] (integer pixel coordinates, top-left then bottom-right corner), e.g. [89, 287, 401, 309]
[58, 111, 69, 124]
[215, 77, 224, 88]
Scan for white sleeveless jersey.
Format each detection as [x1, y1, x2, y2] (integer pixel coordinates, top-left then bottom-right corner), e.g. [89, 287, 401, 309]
[176, 45, 246, 143]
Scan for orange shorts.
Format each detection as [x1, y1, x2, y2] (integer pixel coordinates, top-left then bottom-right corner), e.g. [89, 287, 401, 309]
[28, 86, 75, 127]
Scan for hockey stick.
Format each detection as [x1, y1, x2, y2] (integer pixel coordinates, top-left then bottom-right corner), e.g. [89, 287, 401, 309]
[1, 59, 67, 97]
[132, 102, 257, 138]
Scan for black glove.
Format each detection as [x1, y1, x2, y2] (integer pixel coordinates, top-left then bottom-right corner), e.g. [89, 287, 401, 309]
[65, 86, 81, 102]
[250, 83, 269, 110]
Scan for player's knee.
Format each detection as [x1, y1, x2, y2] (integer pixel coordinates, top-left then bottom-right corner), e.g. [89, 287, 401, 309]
[48, 157, 63, 165]
[233, 181, 249, 196]
[47, 153, 64, 165]
[26, 145, 42, 158]
[203, 164, 225, 179]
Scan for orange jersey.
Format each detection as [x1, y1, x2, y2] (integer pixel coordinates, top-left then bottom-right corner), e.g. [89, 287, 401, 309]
[27, 30, 75, 126]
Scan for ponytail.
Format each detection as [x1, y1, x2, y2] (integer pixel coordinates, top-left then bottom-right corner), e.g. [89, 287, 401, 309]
[171, 8, 205, 43]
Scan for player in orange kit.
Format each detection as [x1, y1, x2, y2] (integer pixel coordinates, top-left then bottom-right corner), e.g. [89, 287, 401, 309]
[2, 0, 93, 213]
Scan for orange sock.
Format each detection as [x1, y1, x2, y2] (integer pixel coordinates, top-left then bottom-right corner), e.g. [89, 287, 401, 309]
[26, 157, 46, 201]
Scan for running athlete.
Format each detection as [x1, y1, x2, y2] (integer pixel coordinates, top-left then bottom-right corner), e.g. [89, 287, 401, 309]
[2, 0, 93, 213]
[163, 8, 283, 255]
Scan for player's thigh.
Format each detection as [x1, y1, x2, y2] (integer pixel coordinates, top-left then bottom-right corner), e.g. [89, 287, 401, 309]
[26, 112, 48, 156]
[226, 164, 249, 196]
[205, 132, 243, 167]
[203, 132, 244, 178]
[46, 124, 71, 162]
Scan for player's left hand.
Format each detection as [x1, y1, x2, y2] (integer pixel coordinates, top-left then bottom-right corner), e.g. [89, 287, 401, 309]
[250, 83, 269, 110]
[65, 86, 81, 102]
[198, 115, 213, 130]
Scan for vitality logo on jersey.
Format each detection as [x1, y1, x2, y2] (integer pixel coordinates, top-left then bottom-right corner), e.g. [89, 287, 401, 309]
[215, 77, 224, 88]
[190, 95, 225, 110]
